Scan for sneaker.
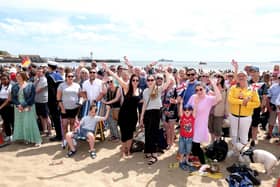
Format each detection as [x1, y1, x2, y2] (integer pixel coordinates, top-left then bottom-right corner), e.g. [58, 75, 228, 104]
[89, 151, 97, 159]
[179, 162, 188, 171]
[66, 150, 77, 157]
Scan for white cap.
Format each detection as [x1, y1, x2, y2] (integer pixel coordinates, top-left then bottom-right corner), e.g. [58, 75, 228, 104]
[47, 60, 58, 67]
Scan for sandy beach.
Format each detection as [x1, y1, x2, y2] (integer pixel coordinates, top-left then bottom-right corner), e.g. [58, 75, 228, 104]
[1, 129, 280, 187]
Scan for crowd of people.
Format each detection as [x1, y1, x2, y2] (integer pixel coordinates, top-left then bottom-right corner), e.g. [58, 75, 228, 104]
[0, 58, 279, 169]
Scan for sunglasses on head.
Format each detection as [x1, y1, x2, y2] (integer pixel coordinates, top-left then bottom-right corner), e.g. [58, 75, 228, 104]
[132, 79, 139, 82]
[107, 80, 113, 84]
[195, 88, 203, 92]
[187, 73, 195, 76]
[147, 79, 154, 82]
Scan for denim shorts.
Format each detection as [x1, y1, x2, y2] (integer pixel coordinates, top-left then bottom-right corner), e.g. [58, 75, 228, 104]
[179, 136, 193, 155]
[73, 128, 94, 140]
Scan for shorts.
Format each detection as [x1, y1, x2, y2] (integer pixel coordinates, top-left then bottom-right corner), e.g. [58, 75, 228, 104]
[35, 102, 49, 118]
[208, 114, 223, 136]
[179, 136, 192, 155]
[73, 128, 94, 139]
[251, 107, 261, 127]
[61, 108, 79, 119]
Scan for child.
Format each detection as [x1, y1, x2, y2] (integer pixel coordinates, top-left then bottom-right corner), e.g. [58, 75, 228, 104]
[65, 103, 110, 159]
[178, 104, 196, 171]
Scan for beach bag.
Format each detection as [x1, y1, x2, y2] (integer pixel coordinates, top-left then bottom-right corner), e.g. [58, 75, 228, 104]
[130, 130, 145, 153]
[205, 137, 228, 162]
[112, 108, 120, 121]
[272, 124, 279, 137]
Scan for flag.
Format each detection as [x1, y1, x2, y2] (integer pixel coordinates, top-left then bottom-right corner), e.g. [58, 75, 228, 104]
[21, 56, 31, 68]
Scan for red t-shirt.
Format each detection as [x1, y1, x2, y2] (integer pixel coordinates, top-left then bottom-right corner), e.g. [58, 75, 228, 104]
[180, 114, 195, 138]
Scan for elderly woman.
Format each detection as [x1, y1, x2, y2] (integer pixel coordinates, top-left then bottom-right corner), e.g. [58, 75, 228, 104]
[11, 71, 42, 146]
[187, 78, 222, 164]
[57, 72, 81, 148]
[228, 71, 260, 146]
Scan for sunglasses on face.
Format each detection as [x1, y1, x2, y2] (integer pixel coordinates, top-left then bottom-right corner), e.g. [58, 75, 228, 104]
[195, 88, 203, 92]
[132, 79, 139, 82]
[202, 75, 209, 78]
[187, 73, 195, 76]
[147, 79, 154, 82]
[107, 80, 113, 84]
[157, 77, 163, 80]
[89, 71, 96, 74]
[67, 75, 74, 78]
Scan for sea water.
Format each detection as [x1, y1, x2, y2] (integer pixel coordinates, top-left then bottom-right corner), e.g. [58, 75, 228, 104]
[64, 60, 277, 72]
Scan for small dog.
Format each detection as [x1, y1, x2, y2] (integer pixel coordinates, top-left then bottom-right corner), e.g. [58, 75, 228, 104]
[234, 142, 278, 175]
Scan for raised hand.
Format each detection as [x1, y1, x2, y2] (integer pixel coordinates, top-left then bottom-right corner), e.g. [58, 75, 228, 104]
[209, 77, 218, 86]
[231, 59, 238, 69]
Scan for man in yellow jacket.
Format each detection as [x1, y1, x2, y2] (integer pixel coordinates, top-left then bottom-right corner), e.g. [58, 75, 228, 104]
[228, 71, 260, 145]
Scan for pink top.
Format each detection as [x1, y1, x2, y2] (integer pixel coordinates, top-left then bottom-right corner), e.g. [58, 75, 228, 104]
[188, 94, 216, 143]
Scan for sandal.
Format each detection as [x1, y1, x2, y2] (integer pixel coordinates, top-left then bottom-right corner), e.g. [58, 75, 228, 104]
[147, 156, 158, 165]
[67, 150, 77, 157]
[89, 151, 97, 159]
[145, 154, 152, 159]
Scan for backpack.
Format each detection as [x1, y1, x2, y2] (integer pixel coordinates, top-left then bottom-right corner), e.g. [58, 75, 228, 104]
[205, 138, 228, 162]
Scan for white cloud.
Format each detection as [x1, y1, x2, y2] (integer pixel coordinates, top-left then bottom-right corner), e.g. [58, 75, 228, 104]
[1, 0, 280, 60]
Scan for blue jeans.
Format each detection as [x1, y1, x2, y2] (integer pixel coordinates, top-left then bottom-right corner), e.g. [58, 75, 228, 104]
[179, 136, 192, 155]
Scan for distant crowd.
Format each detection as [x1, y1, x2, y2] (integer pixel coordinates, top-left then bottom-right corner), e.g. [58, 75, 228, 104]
[0, 58, 279, 168]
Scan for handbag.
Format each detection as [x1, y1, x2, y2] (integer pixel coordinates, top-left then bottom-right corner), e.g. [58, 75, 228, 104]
[112, 108, 120, 121]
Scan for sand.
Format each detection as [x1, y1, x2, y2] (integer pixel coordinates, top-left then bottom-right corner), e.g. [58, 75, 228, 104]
[0, 130, 279, 187]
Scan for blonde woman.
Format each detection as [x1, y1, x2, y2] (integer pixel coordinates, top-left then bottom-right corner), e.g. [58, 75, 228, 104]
[140, 73, 170, 165]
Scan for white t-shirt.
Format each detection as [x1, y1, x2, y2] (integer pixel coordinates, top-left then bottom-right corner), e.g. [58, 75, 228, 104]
[82, 79, 103, 103]
[0, 84, 12, 99]
[58, 82, 81, 109]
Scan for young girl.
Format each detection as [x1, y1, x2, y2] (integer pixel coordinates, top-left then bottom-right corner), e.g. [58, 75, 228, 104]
[65, 103, 110, 159]
[178, 104, 196, 171]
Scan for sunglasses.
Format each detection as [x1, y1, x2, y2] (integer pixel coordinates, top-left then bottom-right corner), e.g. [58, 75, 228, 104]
[67, 75, 74, 78]
[202, 75, 209, 78]
[187, 73, 195, 76]
[157, 77, 163, 80]
[147, 79, 154, 82]
[132, 79, 139, 82]
[107, 80, 113, 84]
[195, 88, 203, 92]
[89, 71, 96, 74]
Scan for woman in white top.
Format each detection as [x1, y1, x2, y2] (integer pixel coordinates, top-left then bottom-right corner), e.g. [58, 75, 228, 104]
[0, 73, 13, 141]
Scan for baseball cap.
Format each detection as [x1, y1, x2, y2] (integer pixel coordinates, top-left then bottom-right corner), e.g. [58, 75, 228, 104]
[183, 104, 193, 111]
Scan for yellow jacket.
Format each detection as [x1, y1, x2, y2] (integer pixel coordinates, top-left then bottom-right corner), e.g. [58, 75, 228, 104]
[228, 85, 260, 116]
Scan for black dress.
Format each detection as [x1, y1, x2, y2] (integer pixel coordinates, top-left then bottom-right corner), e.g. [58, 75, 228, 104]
[118, 94, 140, 142]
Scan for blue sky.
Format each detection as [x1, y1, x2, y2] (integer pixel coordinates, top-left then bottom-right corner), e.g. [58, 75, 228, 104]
[1, 0, 280, 62]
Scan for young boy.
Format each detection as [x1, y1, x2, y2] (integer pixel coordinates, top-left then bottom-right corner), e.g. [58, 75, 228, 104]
[65, 103, 110, 159]
[178, 104, 196, 171]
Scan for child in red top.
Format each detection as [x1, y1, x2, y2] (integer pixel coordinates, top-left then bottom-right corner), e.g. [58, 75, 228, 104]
[178, 104, 196, 171]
